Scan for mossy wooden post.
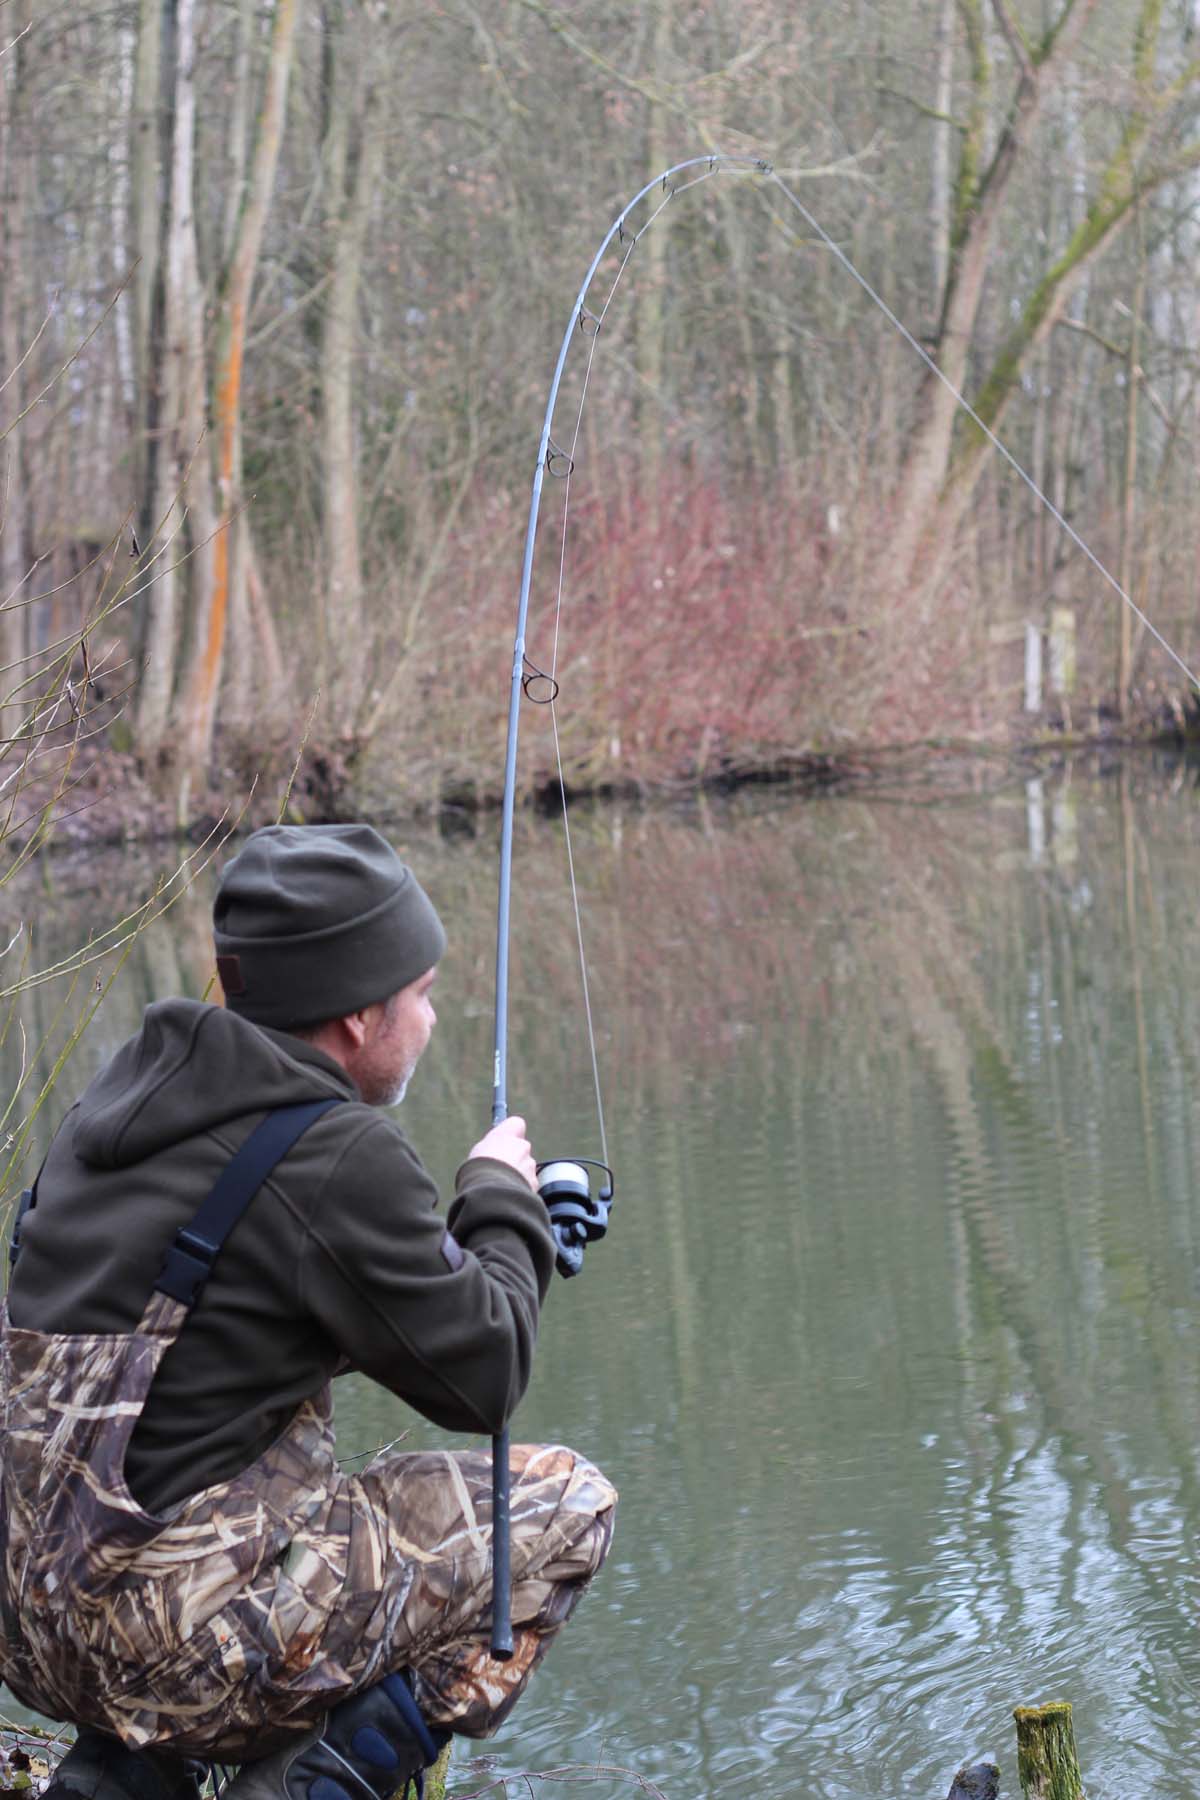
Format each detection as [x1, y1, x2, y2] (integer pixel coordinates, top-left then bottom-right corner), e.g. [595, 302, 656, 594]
[1013, 1702, 1085, 1800]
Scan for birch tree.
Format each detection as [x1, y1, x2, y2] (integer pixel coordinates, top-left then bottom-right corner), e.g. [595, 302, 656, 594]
[137, 0, 216, 759]
[319, 0, 386, 719]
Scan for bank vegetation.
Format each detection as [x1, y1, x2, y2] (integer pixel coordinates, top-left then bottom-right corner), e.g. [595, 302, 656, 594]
[4, 0, 1200, 840]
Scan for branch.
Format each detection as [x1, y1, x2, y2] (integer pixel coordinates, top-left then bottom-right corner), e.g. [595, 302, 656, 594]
[970, 0, 1098, 224]
[952, 129, 1200, 480]
[1054, 315, 1177, 429]
[690, 37, 775, 90]
[1040, 0, 1099, 64]
[990, 0, 1035, 80]
[520, 0, 877, 187]
[243, 268, 333, 354]
[1053, 314, 1124, 358]
[0, 272, 133, 446]
[517, 0, 676, 114]
[519, 0, 771, 129]
[874, 81, 965, 129]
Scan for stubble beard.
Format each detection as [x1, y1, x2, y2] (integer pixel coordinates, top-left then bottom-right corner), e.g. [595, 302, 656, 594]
[364, 1053, 418, 1109]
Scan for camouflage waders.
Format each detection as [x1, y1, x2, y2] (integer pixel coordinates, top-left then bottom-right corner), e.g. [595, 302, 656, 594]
[0, 1167, 615, 1758]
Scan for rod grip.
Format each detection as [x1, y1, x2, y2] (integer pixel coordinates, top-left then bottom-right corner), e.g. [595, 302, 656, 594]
[490, 1426, 514, 1659]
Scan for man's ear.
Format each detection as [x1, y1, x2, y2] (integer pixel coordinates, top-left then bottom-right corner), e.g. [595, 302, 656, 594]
[342, 1008, 371, 1049]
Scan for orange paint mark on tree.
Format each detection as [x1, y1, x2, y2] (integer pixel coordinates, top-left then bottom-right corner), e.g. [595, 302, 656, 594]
[198, 298, 245, 716]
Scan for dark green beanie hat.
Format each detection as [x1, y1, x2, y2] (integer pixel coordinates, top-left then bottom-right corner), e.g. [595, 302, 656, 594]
[213, 824, 446, 1029]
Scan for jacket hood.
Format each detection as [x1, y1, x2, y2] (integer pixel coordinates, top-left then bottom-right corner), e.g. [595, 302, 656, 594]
[71, 999, 356, 1171]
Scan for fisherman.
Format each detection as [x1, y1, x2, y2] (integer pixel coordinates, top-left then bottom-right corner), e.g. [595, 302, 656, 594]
[0, 823, 616, 1800]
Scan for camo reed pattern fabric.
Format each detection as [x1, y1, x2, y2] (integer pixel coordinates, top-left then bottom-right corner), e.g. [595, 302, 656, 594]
[0, 1292, 616, 1758]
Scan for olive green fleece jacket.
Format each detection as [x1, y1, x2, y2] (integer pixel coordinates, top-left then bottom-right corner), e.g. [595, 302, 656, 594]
[7, 999, 556, 1513]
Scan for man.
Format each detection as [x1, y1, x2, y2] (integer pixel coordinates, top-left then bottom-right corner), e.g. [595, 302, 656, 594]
[0, 824, 616, 1800]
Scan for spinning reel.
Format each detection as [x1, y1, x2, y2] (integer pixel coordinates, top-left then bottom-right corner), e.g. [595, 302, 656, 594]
[536, 1158, 614, 1278]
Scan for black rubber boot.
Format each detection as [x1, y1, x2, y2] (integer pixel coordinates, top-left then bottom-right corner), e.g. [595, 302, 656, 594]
[223, 1673, 448, 1800]
[43, 1729, 204, 1800]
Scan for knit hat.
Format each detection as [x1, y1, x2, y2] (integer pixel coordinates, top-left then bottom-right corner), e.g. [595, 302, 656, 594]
[213, 824, 446, 1029]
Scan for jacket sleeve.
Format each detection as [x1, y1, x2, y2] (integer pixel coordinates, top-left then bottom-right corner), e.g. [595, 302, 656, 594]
[297, 1116, 556, 1435]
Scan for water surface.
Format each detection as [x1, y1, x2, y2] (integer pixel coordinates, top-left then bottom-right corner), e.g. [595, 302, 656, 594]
[6, 756, 1200, 1798]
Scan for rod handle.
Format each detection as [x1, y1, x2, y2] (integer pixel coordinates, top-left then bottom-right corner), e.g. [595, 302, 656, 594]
[490, 1426, 514, 1659]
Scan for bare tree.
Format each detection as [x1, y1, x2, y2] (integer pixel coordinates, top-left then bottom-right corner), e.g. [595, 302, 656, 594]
[177, 0, 298, 801]
[318, 0, 386, 718]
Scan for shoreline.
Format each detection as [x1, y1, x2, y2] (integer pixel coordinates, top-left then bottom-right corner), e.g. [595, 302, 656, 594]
[10, 714, 1200, 860]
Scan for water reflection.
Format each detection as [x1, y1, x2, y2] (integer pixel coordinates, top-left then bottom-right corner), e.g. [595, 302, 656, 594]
[5, 756, 1200, 1796]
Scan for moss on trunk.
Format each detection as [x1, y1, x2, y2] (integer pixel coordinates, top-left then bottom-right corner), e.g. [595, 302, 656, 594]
[1013, 1701, 1084, 1800]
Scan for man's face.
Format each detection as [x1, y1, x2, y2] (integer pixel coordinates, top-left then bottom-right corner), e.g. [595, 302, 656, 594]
[355, 967, 438, 1107]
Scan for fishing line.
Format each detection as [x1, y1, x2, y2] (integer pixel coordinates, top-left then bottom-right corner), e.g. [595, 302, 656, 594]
[531, 164, 762, 1169]
[538, 206, 652, 1171]
[491, 145, 1197, 1661]
[493, 155, 765, 1139]
[526, 160, 770, 1167]
[488, 155, 763, 1660]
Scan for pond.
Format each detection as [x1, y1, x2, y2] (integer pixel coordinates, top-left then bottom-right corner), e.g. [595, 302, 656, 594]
[5, 753, 1200, 1799]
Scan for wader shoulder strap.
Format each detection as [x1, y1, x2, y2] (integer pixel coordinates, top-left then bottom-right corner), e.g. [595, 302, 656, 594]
[7, 1176, 41, 1273]
[156, 1098, 343, 1309]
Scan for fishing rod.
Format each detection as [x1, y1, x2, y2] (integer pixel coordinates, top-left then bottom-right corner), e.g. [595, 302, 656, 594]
[487, 153, 775, 1656]
[485, 141, 1200, 1658]
[487, 154, 762, 1660]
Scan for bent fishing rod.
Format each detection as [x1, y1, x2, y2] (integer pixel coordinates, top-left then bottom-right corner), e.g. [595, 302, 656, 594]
[485, 153, 778, 1657]
[484, 143, 1200, 1658]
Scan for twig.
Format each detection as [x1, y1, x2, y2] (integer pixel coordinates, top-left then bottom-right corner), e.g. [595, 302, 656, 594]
[0, 272, 135, 446]
[336, 1430, 411, 1468]
[276, 690, 323, 822]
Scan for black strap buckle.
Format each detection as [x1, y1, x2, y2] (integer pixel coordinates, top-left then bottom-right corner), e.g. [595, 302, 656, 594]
[155, 1228, 219, 1306]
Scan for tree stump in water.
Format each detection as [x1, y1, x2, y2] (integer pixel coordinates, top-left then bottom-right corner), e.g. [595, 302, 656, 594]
[945, 1761, 1000, 1800]
[1013, 1702, 1085, 1800]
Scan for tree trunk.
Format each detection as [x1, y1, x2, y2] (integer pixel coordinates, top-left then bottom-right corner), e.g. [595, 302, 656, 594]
[716, 183, 760, 472]
[1030, 344, 1048, 604]
[635, 1, 672, 518]
[930, 0, 956, 303]
[1116, 207, 1144, 718]
[131, 0, 162, 527]
[320, 4, 384, 720]
[222, 0, 253, 264]
[907, 0, 1196, 593]
[886, 0, 1101, 588]
[0, 1, 32, 700]
[137, 0, 201, 756]
[216, 0, 256, 733]
[178, 0, 298, 798]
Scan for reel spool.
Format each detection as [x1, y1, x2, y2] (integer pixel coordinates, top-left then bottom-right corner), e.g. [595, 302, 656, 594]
[536, 1158, 614, 1278]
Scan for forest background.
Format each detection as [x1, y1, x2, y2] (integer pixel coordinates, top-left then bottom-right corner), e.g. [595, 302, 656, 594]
[4, 0, 1200, 843]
